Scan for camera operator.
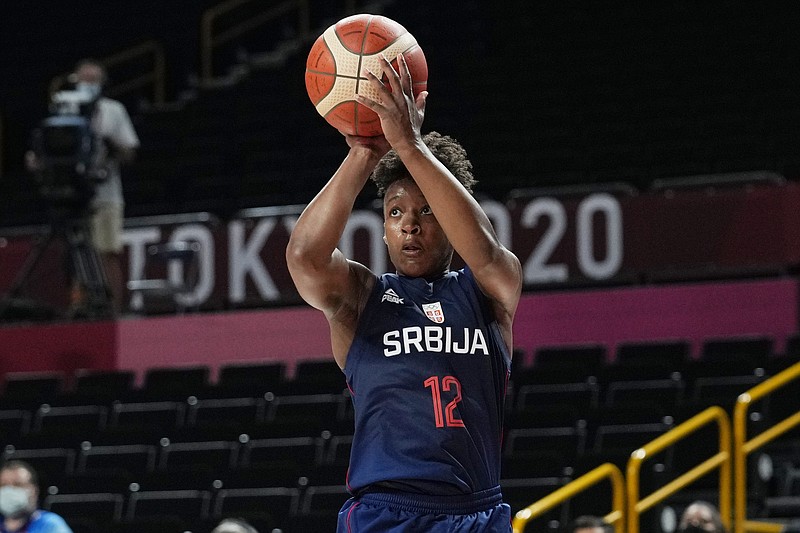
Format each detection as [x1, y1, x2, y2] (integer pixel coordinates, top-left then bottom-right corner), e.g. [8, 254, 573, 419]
[26, 58, 139, 315]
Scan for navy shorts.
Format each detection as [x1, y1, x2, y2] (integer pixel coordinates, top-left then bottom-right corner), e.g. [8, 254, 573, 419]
[337, 485, 512, 532]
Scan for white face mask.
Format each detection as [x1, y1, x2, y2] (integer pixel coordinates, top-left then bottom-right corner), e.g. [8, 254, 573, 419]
[76, 82, 102, 100]
[0, 485, 32, 518]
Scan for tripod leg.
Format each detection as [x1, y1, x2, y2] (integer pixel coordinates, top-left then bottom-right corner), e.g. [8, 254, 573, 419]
[66, 224, 112, 318]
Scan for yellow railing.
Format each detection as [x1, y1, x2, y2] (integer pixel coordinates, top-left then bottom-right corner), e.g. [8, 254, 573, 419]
[734, 361, 800, 533]
[626, 406, 732, 533]
[48, 40, 165, 105]
[512, 463, 625, 533]
[200, 0, 311, 81]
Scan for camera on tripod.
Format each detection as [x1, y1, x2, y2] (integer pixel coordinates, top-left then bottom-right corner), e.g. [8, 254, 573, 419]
[29, 84, 108, 211]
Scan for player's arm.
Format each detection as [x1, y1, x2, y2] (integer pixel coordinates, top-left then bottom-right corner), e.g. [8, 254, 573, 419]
[286, 139, 386, 364]
[358, 55, 522, 320]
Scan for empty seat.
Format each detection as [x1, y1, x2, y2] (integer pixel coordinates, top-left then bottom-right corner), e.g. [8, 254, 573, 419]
[690, 374, 768, 407]
[216, 361, 286, 396]
[264, 393, 348, 434]
[505, 425, 588, 467]
[615, 339, 690, 369]
[502, 449, 572, 480]
[141, 366, 210, 400]
[603, 377, 686, 409]
[1, 371, 64, 408]
[702, 335, 773, 366]
[33, 404, 108, 436]
[0, 409, 31, 443]
[73, 369, 136, 403]
[592, 422, 673, 457]
[289, 484, 349, 532]
[212, 487, 301, 531]
[44, 492, 124, 525]
[125, 489, 212, 523]
[534, 344, 607, 372]
[240, 436, 324, 471]
[106, 401, 187, 442]
[298, 484, 350, 515]
[77, 443, 157, 477]
[156, 439, 239, 474]
[2, 447, 76, 486]
[186, 396, 265, 431]
[507, 404, 580, 430]
[515, 380, 600, 412]
[323, 434, 353, 466]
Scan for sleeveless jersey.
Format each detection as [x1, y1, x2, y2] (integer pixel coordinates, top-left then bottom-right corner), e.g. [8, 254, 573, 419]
[344, 268, 511, 495]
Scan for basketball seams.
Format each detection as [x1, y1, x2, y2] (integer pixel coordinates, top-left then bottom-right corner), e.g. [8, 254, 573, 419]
[306, 14, 427, 135]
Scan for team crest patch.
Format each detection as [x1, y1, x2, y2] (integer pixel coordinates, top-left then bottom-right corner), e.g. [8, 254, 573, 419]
[422, 302, 445, 323]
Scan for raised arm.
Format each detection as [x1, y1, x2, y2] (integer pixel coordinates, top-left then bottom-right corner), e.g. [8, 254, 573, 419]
[357, 55, 522, 333]
[285, 138, 387, 367]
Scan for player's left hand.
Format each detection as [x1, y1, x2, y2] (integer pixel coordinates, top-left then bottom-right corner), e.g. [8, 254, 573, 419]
[356, 53, 427, 153]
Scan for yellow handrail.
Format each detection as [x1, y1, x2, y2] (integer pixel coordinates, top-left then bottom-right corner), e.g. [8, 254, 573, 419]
[733, 360, 800, 533]
[512, 463, 625, 533]
[200, 0, 310, 81]
[626, 406, 732, 533]
[48, 40, 165, 104]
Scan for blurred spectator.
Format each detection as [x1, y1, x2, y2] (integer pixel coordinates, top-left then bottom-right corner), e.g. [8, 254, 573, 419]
[0, 460, 73, 532]
[569, 515, 613, 533]
[211, 518, 260, 533]
[678, 501, 728, 533]
[69, 58, 139, 315]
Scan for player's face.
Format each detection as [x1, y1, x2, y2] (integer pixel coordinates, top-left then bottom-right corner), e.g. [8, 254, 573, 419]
[383, 178, 453, 279]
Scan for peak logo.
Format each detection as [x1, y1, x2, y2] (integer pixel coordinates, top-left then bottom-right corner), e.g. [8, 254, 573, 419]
[381, 288, 404, 304]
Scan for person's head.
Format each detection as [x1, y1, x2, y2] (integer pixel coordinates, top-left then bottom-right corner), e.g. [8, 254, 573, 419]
[0, 461, 39, 519]
[569, 515, 613, 533]
[678, 501, 727, 533]
[73, 58, 107, 97]
[211, 518, 259, 533]
[373, 131, 476, 279]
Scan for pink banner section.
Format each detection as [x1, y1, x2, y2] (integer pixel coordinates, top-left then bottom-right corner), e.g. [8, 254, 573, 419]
[0, 278, 797, 385]
[513, 278, 798, 365]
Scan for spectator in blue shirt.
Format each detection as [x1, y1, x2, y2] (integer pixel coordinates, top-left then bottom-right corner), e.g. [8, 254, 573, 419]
[0, 461, 72, 533]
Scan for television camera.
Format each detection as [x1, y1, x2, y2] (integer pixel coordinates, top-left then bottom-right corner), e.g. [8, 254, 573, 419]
[30, 84, 109, 210]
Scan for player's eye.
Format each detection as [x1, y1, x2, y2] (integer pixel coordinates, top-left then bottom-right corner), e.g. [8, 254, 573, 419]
[389, 207, 401, 217]
[421, 205, 432, 215]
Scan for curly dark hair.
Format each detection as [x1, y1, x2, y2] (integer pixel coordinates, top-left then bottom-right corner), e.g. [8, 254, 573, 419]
[371, 131, 476, 197]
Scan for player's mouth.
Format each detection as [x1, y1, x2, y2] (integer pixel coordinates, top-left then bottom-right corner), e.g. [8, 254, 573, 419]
[401, 243, 422, 257]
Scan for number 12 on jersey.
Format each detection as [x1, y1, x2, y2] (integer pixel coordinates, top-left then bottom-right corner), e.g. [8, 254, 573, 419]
[424, 375, 465, 428]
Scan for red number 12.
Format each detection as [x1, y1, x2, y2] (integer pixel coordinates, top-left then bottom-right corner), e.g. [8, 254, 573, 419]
[424, 375, 465, 428]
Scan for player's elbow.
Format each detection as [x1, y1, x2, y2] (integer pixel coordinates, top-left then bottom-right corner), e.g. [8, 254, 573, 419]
[285, 235, 324, 276]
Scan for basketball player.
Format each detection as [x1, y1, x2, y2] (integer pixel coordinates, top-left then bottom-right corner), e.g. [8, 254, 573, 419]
[286, 53, 521, 532]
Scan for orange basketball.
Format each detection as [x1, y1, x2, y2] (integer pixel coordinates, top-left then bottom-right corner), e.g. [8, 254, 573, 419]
[305, 14, 428, 137]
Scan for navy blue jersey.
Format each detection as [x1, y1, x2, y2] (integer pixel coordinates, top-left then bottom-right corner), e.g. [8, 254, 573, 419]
[344, 268, 511, 495]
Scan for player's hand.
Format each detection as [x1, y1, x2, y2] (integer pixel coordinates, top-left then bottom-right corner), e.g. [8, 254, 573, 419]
[356, 53, 427, 154]
[342, 132, 391, 159]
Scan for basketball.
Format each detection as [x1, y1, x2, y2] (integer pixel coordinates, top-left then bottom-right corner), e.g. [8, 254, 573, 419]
[305, 14, 428, 137]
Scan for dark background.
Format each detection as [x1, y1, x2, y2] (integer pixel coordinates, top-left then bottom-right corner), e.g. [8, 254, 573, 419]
[2, 0, 799, 227]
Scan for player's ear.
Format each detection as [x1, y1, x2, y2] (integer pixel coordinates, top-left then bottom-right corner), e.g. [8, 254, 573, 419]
[383, 235, 388, 244]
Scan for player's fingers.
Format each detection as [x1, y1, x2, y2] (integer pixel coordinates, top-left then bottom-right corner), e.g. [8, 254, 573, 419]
[359, 69, 388, 110]
[398, 53, 413, 96]
[416, 90, 428, 121]
[378, 54, 403, 100]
